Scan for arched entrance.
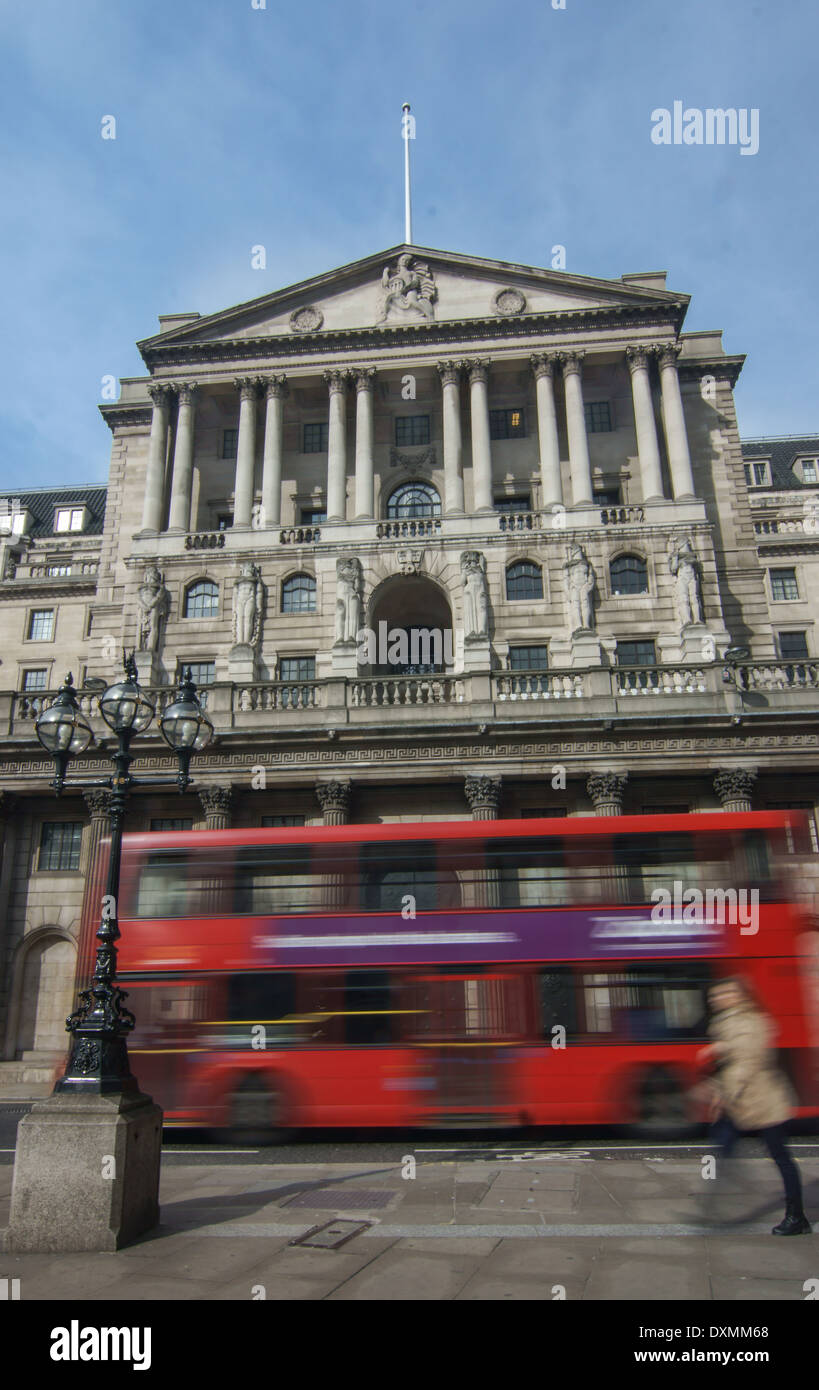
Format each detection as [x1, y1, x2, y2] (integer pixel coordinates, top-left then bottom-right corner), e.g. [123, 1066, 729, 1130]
[367, 575, 454, 675]
[7, 928, 76, 1062]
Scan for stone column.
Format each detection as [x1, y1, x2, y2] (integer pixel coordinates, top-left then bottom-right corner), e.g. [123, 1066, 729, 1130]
[354, 368, 376, 519]
[261, 375, 287, 529]
[713, 769, 757, 813]
[626, 348, 664, 502]
[465, 775, 502, 820]
[466, 359, 494, 513]
[167, 383, 198, 532]
[0, 793, 19, 1059]
[316, 780, 351, 825]
[77, 790, 113, 993]
[438, 361, 465, 514]
[587, 772, 628, 816]
[324, 371, 349, 522]
[141, 384, 171, 533]
[562, 353, 593, 506]
[233, 378, 259, 528]
[658, 344, 696, 499]
[198, 785, 233, 830]
[531, 354, 563, 508]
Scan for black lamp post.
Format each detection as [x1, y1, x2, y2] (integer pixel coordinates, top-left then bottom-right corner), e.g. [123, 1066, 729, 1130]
[34, 654, 213, 1094]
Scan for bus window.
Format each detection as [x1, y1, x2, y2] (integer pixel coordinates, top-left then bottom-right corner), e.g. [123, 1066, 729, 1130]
[538, 968, 577, 1039]
[235, 845, 321, 915]
[612, 833, 697, 904]
[361, 841, 458, 911]
[454, 837, 571, 909]
[223, 972, 300, 1047]
[344, 970, 395, 1044]
[134, 852, 189, 917]
[579, 964, 711, 1041]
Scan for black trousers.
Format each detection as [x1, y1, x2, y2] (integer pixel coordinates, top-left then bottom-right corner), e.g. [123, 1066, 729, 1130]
[711, 1116, 803, 1210]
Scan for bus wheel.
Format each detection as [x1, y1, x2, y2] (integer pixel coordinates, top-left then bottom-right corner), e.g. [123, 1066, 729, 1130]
[225, 1076, 287, 1146]
[631, 1066, 695, 1139]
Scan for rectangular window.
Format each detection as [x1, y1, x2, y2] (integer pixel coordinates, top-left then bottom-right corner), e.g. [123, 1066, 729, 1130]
[593, 487, 621, 506]
[770, 568, 799, 601]
[578, 964, 711, 1041]
[395, 415, 430, 447]
[508, 646, 549, 671]
[28, 609, 55, 641]
[222, 429, 238, 459]
[22, 669, 48, 691]
[642, 805, 691, 816]
[489, 408, 526, 440]
[303, 423, 329, 453]
[801, 458, 819, 484]
[39, 821, 82, 871]
[46, 565, 72, 577]
[495, 495, 531, 513]
[777, 631, 809, 659]
[178, 661, 215, 687]
[584, 401, 612, 433]
[520, 808, 568, 818]
[744, 461, 770, 487]
[150, 819, 194, 832]
[299, 507, 326, 524]
[766, 804, 819, 855]
[616, 640, 656, 666]
[344, 970, 395, 1045]
[55, 508, 84, 533]
[217, 514, 233, 531]
[279, 656, 316, 682]
[261, 815, 307, 827]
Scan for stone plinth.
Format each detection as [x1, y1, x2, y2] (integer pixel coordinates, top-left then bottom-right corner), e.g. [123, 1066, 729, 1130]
[331, 640, 359, 677]
[227, 643, 258, 682]
[462, 636, 491, 672]
[4, 1089, 162, 1252]
[570, 630, 602, 667]
[133, 650, 163, 687]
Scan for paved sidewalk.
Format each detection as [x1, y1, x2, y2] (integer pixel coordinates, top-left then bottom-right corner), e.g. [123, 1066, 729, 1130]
[1, 1152, 817, 1300]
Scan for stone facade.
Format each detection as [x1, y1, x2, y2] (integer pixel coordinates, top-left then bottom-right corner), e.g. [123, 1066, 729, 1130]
[1, 243, 818, 1095]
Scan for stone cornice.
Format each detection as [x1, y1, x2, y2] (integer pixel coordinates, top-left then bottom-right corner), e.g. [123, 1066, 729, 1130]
[677, 354, 745, 387]
[138, 302, 689, 371]
[98, 403, 153, 433]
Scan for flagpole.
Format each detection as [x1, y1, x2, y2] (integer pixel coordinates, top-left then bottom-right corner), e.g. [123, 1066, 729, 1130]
[402, 102, 412, 244]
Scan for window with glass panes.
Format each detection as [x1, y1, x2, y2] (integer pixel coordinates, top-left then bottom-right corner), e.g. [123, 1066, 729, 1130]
[594, 487, 621, 506]
[800, 458, 819, 483]
[222, 429, 238, 459]
[39, 821, 82, 871]
[766, 803, 819, 854]
[178, 661, 215, 687]
[489, 408, 526, 439]
[386, 483, 440, 519]
[506, 561, 543, 600]
[495, 495, 531, 513]
[282, 574, 316, 612]
[217, 514, 233, 531]
[22, 669, 47, 690]
[394, 415, 430, 447]
[55, 508, 84, 533]
[610, 555, 648, 594]
[509, 646, 549, 670]
[777, 631, 809, 659]
[184, 582, 219, 618]
[616, 640, 656, 666]
[743, 461, 770, 486]
[28, 609, 54, 641]
[150, 819, 194, 832]
[279, 656, 316, 681]
[770, 568, 799, 600]
[584, 402, 611, 433]
[261, 816, 306, 827]
[46, 565, 72, 577]
[303, 423, 329, 453]
[300, 507, 326, 524]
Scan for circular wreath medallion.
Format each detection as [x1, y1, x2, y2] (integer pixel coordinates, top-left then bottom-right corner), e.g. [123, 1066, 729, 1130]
[493, 288, 527, 317]
[289, 305, 324, 334]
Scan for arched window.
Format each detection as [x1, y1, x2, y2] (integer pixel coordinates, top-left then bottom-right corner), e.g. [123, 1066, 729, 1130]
[386, 483, 441, 520]
[610, 554, 648, 596]
[282, 573, 316, 613]
[184, 580, 219, 618]
[506, 560, 543, 601]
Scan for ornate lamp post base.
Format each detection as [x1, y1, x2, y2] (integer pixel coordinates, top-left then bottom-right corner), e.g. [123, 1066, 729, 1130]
[5, 1089, 162, 1253]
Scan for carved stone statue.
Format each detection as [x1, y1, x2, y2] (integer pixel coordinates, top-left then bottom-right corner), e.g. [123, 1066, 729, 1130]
[335, 557, 363, 644]
[378, 254, 436, 324]
[460, 551, 490, 639]
[137, 565, 170, 652]
[233, 562, 264, 648]
[564, 544, 596, 632]
[668, 536, 704, 627]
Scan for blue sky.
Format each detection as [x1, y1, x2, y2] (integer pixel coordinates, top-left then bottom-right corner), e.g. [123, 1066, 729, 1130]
[1, 0, 817, 488]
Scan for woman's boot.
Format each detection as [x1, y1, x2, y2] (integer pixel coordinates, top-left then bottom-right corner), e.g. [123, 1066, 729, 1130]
[772, 1204, 812, 1235]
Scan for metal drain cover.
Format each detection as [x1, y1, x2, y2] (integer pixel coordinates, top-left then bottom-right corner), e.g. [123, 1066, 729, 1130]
[285, 1187, 396, 1210]
[291, 1220, 371, 1249]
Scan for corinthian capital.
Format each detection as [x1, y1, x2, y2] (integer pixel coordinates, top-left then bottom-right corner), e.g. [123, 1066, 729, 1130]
[530, 352, 562, 380]
[262, 374, 288, 400]
[464, 774, 502, 818]
[562, 351, 585, 379]
[437, 360, 462, 387]
[323, 369, 350, 394]
[625, 346, 652, 373]
[657, 342, 683, 369]
[586, 771, 628, 814]
[175, 382, 198, 406]
[353, 367, 376, 393]
[235, 377, 260, 401]
[463, 358, 490, 384]
[147, 383, 171, 407]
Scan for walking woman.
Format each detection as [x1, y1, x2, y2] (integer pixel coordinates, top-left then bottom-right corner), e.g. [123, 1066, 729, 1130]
[698, 977, 812, 1235]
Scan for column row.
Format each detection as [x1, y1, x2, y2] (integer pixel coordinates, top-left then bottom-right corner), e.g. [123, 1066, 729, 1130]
[140, 343, 696, 535]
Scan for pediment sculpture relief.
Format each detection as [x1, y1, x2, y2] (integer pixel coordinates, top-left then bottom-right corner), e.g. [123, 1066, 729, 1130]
[377, 254, 436, 324]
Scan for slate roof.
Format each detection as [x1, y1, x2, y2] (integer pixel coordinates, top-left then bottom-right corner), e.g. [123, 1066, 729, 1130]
[0, 484, 107, 539]
[740, 436, 819, 491]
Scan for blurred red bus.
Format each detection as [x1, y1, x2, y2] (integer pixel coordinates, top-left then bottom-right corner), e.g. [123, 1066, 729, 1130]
[115, 811, 819, 1140]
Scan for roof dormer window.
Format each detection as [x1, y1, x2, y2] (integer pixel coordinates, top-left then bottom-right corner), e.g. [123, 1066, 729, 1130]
[0, 499, 31, 536]
[743, 460, 770, 487]
[795, 457, 819, 485]
[54, 506, 87, 534]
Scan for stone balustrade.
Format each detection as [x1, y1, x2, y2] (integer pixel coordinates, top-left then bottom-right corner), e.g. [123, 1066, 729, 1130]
[615, 665, 708, 695]
[494, 672, 585, 700]
[375, 519, 442, 539]
[350, 675, 465, 707]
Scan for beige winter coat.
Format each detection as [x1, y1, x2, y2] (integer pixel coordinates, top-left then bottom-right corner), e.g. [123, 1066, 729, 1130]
[708, 1002, 796, 1130]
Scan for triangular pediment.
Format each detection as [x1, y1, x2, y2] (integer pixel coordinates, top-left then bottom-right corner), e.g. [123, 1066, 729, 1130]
[138, 245, 687, 357]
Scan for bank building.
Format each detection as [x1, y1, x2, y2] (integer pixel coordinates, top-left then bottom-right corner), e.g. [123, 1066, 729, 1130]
[1, 242, 818, 1095]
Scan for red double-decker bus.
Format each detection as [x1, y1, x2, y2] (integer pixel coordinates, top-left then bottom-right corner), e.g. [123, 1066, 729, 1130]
[115, 811, 819, 1141]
